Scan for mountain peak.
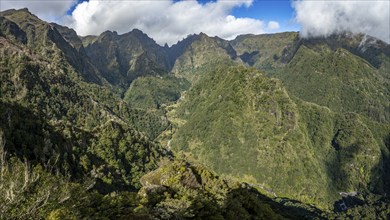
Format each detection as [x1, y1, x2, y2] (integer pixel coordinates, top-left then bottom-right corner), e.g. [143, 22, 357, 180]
[130, 28, 144, 34]
[17, 8, 30, 13]
[1, 7, 29, 14]
[126, 28, 154, 41]
[0, 8, 36, 18]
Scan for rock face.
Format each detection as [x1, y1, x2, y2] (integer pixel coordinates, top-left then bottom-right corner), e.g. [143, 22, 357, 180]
[1, 8, 103, 84]
[0, 16, 27, 44]
[169, 33, 240, 81]
[231, 32, 390, 123]
[231, 32, 300, 69]
[84, 29, 170, 87]
[1, 8, 389, 219]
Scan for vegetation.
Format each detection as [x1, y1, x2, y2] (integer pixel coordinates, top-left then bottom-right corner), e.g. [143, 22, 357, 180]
[84, 29, 170, 87]
[231, 32, 300, 69]
[169, 65, 388, 210]
[277, 44, 389, 123]
[138, 159, 327, 219]
[124, 75, 190, 110]
[0, 8, 389, 219]
[170, 33, 240, 82]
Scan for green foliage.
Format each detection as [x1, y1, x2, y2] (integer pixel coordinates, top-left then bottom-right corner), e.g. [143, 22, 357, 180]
[170, 65, 327, 207]
[1, 8, 389, 219]
[120, 75, 190, 139]
[84, 29, 170, 87]
[87, 120, 168, 190]
[170, 64, 387, 210]
[0, 154, 149, 219]
[171, 33, 240, 82]
[0, 15, 170, 198]
[231, 32, 299, 69]
[124, 75, 190, 110]
[138, 159, 325, 219]
[232, 32, 389, 124]
[274, 44, 389, 123]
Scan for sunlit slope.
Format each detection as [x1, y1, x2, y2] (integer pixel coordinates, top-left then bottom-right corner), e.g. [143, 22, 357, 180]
[170, 65, 385, 209]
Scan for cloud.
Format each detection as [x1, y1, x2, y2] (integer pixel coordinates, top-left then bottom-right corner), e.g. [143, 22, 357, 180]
[267, 21, 280, 30]
[0, 0, 76, 22]
[293, 0, 390, 43]
[65, 0, 265, 45]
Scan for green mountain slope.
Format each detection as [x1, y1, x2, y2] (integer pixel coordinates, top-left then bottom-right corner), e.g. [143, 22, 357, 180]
[170, 33, 240, 82]
[124, 75, 190, 110]
[138, 159, 329, 219]
[0, 10, 169, 218]
[1, 9, 104, 84]
[231, 32, 299, 69]
[84, 29, 170, 87]
[169, 65, 387, 209]
[0, 26, 169, 189]
[232, 32, 390, 123]
[277, 43, 389, 123]
[0, 33, 328, 218]
[1, 8, 389, 219]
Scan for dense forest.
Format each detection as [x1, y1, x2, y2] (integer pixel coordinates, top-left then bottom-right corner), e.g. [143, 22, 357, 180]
[0, 8, 389, 219]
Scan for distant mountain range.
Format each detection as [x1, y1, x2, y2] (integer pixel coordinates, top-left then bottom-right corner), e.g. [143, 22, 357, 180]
[1, 8, 389, 219]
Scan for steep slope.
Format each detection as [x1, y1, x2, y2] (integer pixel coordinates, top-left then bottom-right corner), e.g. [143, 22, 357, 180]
[169, 33, 240, 81]
[124, 75, 190, 110]
[80, 35, 98, 47]
[84, 29, 170, 87]
[232, 32, 390, 123]
[0, 16, 331, 219]
[121, 75, 190, 140]
[50, 23, 84, 51]
[276, 39, 390, 123]
[0, 26, 169, 189]
[0, 16, 27, 43]
[1, 8, 389, 219]
[231, 32, 389, 73]
[138, 159, 327, 219]
[169, 65, 386, 209]
[301, 33, 390, 70]
[0, 12, 173, 218]
[231, 32, 299, 69]
[0, 9, 103, 84]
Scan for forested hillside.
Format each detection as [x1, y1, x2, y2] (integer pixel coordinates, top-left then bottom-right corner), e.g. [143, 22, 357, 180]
[1, 8, 389, 219]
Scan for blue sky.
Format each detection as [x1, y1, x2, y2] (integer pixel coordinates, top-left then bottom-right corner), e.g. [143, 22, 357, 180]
[231, 0, 299, 32]
[65, 0, 300, 33]
[67, 0, 87, 15]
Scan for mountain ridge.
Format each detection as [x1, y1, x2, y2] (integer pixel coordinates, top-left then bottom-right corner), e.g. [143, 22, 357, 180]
[1, 8, 389, 219]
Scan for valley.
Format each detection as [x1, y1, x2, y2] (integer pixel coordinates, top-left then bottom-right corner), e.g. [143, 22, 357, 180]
[0, 8, 389, 219]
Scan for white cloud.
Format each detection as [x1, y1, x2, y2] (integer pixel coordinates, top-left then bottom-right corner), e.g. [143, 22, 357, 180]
[65, 0, 265, 45]
[293, 0, 390, 43]
[0, 0, 75, 22]
[267, 21, 280, 30]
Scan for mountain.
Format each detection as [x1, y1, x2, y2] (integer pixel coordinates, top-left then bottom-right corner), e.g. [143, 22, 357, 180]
[0, 8, 104, 84]
[232, 32, 390, 123]
[168, 64, 387, 210]
[1, 8, 389, 219]
[84, 29, 171, 87]
[169, 33, 240, 81]
[167, 31, 389, 212]
[0, 8, 172, 190]
[231, 32, 300, 69]
[123, 75, 190, 110]
[279, 40, 389, 123]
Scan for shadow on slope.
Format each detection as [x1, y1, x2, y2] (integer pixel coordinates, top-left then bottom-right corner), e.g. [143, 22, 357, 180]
[0, 101, 82, 176]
